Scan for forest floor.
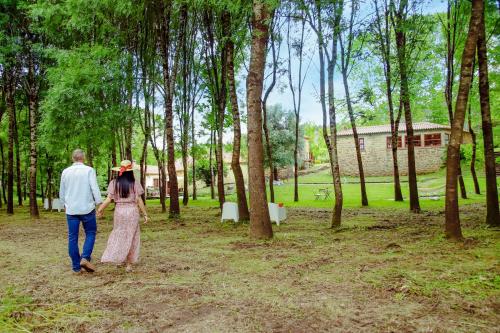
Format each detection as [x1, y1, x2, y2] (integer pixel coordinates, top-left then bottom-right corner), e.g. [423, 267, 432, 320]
[0, 203, 499, 332]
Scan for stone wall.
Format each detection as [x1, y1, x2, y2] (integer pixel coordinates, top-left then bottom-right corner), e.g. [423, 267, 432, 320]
[336, 130, 451, 176]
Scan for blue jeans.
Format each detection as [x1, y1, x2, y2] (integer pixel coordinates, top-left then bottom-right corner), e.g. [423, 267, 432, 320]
[66, 210, 97, 272]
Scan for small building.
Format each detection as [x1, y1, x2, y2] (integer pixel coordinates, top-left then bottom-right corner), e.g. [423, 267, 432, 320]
[336, 122, 472, 176]
[144, 161, 185, 196]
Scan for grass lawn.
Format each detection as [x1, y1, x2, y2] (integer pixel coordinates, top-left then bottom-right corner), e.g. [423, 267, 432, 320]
[1, 166, 498, 332]
[0, 201, 499, 332]
[188, 165, 490, 210]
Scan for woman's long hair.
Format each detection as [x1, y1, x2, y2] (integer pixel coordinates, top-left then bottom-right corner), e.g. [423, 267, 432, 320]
[114, 171, 135, 198]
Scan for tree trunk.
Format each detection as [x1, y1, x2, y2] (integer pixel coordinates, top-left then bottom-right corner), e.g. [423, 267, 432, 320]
[373, 0, 404, 201]
[468, 106, 480, 195]
[247, 0, 273, 239]
[86, 146, 94, 167]
[46, 163, 53, 211]
[125, 122, 133, 161]
[215, 127, 225, 208]
[112, 136, 117, 167]
[182, 149, 189, 206]
[262, 16, 278, 204]
[341, 70, 368, 206]
[13, 106, 22, 206]
[286, 15, 306, 203]
[158, 162, 167, 213]
[444, 0, 467, 200]
[39, 162, 44, 204]
[328, 61, 343, 227]
[28, 83, 40, 218]
[327, 11, 344, 227]
[23, 168, 27, 202]
[294, 117, 299, 202]
[445, 0, 482, 240]
[165, 96, 180, 217]
[394, 13, 420, 213]
[312, 0, 343, 227]
[262, 103, 275, 203]
[139, 136, 148, 203]
[0, 138, 5, 207]
[476, 4, 500, 227]
[191, 109, 197, 200]
[158, 0, 182, 217]
[180, 74, 189, 207]
[390, 98, 404, 201]
[203, 9, 228, 209]
[6, 72, 15, 214]
[209, 130, 215, 200]
[227, 35, 250, 220]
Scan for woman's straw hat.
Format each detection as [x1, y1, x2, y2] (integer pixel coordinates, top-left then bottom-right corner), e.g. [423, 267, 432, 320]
[111, 160, 139, 176]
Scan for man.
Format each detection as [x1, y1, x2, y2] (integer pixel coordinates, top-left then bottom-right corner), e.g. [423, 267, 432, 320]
[59, 149, 102, 274]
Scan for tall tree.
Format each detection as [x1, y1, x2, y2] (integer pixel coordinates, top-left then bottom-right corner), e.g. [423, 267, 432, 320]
[444, 0, 483, 240]
[286, 6, 308, 203]
[202, 7, 229, 209]
[24, 47, 42, 218]
[227, 10, 250, 221]
[157, 0, 185, 217]
[476, 1, 499, 227]
[4, 67, 16, 214]
[339, 0, 368, 206]
[443, 0, 467, 199]
[391, 0, 420, 213]
[305, 0, 344, 227]
[247, 0, 273, 239]
[176, 5, 201, 206]
[467, 99, 480, 195]
[262, 11, 281, 203]
[372, 0, 404, 202]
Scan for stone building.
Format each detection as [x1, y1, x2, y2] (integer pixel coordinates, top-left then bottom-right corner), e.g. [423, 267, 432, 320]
[336, 122, 472, 176]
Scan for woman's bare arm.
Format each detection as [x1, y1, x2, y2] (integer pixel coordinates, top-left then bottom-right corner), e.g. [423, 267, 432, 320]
[137, 197, 149, 223]
[96, 197, 112, 218]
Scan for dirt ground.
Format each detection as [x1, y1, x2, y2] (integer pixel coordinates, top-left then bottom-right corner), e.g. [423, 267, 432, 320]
[0, 204, 499, 332]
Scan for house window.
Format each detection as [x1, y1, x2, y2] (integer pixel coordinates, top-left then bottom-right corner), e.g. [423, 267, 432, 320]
[444, 133, 450, 145]
[386, 136, 402, 149]
[153, 178, 159, 188]
[424, 133, 442, 147]
[359, 138, 365, 151]
[405, 134, 422, 147]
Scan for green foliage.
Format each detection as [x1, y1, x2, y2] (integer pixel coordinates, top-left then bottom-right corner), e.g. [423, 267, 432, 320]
[264, 104, 304, 168]
[302, 122, 329, 163]
[194, 156, 228, 187]
[39, 44, 125, 153]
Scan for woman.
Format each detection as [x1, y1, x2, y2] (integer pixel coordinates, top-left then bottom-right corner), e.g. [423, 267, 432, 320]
[97, 160, 149, 272]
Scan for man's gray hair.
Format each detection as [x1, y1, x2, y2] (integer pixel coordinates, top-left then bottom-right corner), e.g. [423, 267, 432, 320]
[72, 149, 85, 162]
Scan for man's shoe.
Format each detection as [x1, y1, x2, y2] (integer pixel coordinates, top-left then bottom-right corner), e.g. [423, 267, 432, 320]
[80, 259, 96, 273]
[72, 270, 83, 275]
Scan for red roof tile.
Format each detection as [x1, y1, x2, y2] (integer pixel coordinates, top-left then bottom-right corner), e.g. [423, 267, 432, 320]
[337, 122, 451, 136]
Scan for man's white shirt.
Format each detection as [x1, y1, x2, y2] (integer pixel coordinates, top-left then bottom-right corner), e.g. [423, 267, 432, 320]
[59, 162, 102, 215]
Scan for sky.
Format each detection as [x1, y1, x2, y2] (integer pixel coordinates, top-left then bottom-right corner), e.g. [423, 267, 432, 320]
[188, 0, 450, 144]
[250, 0, 449, 126]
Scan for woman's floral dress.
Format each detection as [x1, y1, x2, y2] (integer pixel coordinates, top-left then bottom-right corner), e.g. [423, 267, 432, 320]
[101, 180, 144, 264]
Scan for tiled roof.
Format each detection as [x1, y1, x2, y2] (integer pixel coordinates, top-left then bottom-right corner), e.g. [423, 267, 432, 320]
[337, 122, 451, 136]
